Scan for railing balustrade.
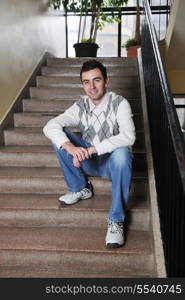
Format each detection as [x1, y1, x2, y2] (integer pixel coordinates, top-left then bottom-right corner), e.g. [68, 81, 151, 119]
[141, 0, 185, 277]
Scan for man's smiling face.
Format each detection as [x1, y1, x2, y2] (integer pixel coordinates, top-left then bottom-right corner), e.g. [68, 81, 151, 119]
[81, 68, 109, 104]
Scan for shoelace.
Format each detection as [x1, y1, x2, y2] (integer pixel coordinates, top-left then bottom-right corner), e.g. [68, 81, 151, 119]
[79, 188, 91, 197]
[108, 222, 123, 234]
[67, 187, 90, 195]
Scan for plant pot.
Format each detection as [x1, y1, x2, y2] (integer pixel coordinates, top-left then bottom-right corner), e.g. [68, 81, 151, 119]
[126, 45, 140, 57]
[73, 43, 99, 57]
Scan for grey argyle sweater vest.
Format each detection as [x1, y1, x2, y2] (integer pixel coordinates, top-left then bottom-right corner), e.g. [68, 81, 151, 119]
[76, 93, 124, 145]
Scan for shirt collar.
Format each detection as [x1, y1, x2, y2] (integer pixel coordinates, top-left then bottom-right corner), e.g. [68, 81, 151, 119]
[88, 92, 110, 112]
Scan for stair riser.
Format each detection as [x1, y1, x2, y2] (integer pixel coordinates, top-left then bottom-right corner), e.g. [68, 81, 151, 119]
[36, 76, 139, 89]
[0, 250, 153, 277]
[30, 87, 140, 100]
[14, 113, 143, 129]
[23, 99, 142, 114]
[0, 193, 148, 211]
[0, 152, 147, 172]
[42, 67, 139, 77]
[4, 131, 145, 148]
[0, 177, 147, 196]
[0, 209, 149, 231]
[47, 57, 138, 67]
[0, 270, 150, 278]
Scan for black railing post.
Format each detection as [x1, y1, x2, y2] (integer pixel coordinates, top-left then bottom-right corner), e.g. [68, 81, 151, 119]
[118, 12, 122, 57]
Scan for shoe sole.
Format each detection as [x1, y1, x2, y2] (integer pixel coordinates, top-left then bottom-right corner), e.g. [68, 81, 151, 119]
[58, 198, 81, 207]
[106, 243, 124, 248]
[58, 194, 93, 206]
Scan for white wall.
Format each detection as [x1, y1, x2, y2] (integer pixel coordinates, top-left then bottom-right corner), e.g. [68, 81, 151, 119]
[0, 0, 65, 121]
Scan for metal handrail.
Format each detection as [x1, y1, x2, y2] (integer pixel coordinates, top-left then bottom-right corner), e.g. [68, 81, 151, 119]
[143, 0, 185, 189]
[142, 0, 185, 277]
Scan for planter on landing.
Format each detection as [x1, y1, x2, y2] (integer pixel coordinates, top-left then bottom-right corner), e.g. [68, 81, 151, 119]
[126, 45, 141, 57]
[73, 43, 99, 57]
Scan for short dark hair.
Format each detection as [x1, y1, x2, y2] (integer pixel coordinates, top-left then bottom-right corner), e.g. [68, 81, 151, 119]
[80, 59, 107, 81]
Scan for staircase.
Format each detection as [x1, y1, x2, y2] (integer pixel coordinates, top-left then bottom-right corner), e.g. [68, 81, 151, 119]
[0, 57, 157, 277]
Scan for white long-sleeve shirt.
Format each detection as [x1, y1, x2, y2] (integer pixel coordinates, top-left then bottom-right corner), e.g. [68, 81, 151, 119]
[43, 91, 136, 155]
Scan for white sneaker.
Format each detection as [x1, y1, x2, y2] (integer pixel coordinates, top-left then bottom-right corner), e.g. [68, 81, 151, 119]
[59, 181, 93, 205]
[105, 220, 125, 248]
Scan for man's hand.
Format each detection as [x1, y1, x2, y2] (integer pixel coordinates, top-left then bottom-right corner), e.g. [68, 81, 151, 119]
[87, 146, 97, 156]
[62, 141, 89, 161]
[73, 157, 81, 168]
[72, 146, 97, 168]
[61, 142, 97, 167]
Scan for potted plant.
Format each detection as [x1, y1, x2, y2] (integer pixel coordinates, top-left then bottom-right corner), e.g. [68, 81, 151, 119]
[74, 0, 100, 57]
[50, 0, 128, 57]
[122, 0, 141, 57]
[73, 37, 99, 57]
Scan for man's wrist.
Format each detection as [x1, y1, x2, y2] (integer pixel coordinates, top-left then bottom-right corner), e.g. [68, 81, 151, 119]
[88, 146, 97, 155]
[60, 141, 73, 150]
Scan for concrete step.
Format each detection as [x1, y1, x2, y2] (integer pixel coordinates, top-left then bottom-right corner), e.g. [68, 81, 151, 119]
[3, 127, 78, 146]
[47, 57, 138, 67]
[30, 87, 140, 100]
[0, 193, 147, 211]
[14, 112, 143, 130]
[36, 75, 139, 89]
[0, 194, 149, 231]
[23, 98, 142, 114]
[42, 66, 139, 77]
[0, 146, 146, 173]
[0, 167, 147, 196]
[0, 167, 146, 180]
[0, 227, 154, 278]
[4, 127, 145, 148]
[0, 264, 151, 278]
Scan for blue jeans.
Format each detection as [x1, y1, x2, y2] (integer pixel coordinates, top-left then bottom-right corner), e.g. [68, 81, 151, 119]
[53, 128, 133, 222]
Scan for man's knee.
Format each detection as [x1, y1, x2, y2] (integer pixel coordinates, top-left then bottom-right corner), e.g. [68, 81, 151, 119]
[109, 147, 132, 168]
[52, 143, 59, 153]
[52, 144, 68, 158]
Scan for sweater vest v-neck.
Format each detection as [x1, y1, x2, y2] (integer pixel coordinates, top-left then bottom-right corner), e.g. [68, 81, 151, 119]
[76, 93, 124, 145]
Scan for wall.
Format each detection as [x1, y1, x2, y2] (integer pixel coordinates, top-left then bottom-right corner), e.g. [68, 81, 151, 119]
[162, 0, 185, 94]
[0, 0, 65, 122]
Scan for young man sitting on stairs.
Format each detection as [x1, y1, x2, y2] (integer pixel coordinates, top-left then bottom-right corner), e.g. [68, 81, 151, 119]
[43, 59, 136, 248]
